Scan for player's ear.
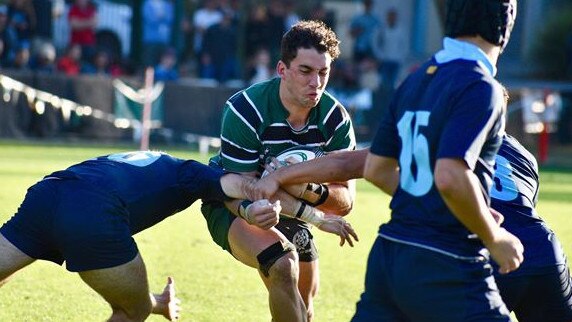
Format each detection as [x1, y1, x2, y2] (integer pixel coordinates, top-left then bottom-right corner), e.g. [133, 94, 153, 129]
[276, 61, 287, 77]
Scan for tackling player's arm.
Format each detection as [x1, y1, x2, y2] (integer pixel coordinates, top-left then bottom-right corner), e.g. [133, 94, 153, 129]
[363, 153, 400, 196]
[224, 171, 358, 246]
[254, 150, 368, 200]
[434, 158, 523, 274]
[221, 171, 283, 230]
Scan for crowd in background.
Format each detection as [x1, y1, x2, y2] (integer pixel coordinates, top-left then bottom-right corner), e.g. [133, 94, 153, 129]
[0, 0, 411, 93]
[0, 0, 125, 76]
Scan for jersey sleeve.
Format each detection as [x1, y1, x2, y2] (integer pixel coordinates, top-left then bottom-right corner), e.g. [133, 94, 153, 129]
[179, 160, 227, 203]
[220, 94, 262, 173]
[323, 104, 356, 152]
[437, 81, 505, 170]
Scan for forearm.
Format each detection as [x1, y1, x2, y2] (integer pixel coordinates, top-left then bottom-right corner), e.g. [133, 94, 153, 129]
[363, 153, 399, 196]
[224, 198, 243, 218]
[270, 189, 326, 226]
[220, 173, 256, 200]
[435, 159, 499, 245]
[272, 149, 367, 185]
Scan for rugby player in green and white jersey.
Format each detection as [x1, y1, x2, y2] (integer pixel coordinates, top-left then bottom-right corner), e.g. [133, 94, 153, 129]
[201, 20, 356, 322]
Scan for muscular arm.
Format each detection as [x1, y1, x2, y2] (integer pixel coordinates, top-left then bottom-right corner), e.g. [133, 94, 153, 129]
[435, 158, 523, 274]
[267, 149, 367, 185]
[254, 150, 367, 209]
[220, 173, 257, 200]
[363, 152, 400, 196]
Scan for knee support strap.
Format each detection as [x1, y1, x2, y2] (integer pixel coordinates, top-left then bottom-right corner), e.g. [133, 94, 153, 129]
[257, 241, 296, 277]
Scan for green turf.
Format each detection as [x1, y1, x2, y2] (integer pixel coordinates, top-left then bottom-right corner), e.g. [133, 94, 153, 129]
[0, 141, 570, 321]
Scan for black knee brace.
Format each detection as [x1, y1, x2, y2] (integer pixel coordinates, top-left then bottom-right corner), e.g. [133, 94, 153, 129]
[257, 241, 296, 277]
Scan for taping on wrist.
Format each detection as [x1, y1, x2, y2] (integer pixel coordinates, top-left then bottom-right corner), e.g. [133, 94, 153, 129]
[294, 202, 325, 227]
[300, 183, 329, 207]
[237, 200, 254, 223]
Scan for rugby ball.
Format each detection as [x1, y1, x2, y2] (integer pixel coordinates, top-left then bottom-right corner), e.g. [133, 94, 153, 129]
[261, 146, 325, 178]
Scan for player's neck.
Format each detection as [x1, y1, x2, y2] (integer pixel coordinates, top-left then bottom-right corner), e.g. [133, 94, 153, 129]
[456, 36, 501, 66]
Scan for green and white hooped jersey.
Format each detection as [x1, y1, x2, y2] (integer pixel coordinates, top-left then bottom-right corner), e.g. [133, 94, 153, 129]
[215, 77, 356, 173]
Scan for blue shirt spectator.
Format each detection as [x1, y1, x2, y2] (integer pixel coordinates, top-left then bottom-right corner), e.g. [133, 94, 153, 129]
[142, 0, 174, 67]
[349, 0, 380, 63]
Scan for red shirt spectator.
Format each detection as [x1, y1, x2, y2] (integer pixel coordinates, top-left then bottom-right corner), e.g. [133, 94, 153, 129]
[68, 0, 96, 46]
[57, 43, 82, 75]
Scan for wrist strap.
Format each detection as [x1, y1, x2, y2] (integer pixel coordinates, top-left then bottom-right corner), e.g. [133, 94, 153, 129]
[301, 183, 329, 207]
[294, 202, 324, 226]
[237, 200, 253, 222]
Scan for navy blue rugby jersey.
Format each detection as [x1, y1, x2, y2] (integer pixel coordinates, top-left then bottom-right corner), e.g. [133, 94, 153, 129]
[491, 135, 566, 273]
[370, 57, 505, 259]
[48, 151, 226, 234]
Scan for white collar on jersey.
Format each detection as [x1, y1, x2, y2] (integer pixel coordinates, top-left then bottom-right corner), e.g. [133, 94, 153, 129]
[434, 37, 497, 77]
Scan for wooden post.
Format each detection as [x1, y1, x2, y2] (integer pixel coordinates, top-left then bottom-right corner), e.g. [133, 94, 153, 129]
[140, 67, 154, 151]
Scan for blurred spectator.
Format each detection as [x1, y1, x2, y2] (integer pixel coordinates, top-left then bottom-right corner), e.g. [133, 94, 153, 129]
[373, 7, 407, 89]
[32, 0, 52, 41]
[283, 0, 299, 30]
[266, 0, 286, 63]
[29, 39, 56, 73]
[0, 5, 18, 67]
[349, 0, 380, 63]
[357, 57, 380, 91]
[82, 49, 121, 76]
[248, 47, 274, 85]
[142, 0, 174, 67]
[154, 47, 179, 82]
[200, 12, 239, 82]
[244, 4, 272, 60]
[57, 43, 82, 75]
[68, 0, 97, 63]
[8, 0, 36, 50]
[567, 31, 572, 78]
[309, 1, 336, 30]
[192, 0, 222, 59]
[11, 44, 30, 69]
[219, 0, 240, 26]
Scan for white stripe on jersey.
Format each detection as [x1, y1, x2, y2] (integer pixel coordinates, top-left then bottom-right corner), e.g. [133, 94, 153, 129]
[322, 100, 338, 125]
[243, 92, 264, 123]
[227, 101, 261, 141]
[221, 135, 259, 154]
[220, 151, 259, 165]
[261, 139, 324, 147]
[379, 233, 487, 262]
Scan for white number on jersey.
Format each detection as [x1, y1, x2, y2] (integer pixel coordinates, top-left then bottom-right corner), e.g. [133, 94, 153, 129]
[107, 151, 163, 167]
[491, 155, 519, 201]
[397, 111, 433, 196]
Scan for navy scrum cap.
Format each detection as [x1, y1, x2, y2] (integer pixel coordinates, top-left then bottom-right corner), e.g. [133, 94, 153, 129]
[445, 0, 517, 52]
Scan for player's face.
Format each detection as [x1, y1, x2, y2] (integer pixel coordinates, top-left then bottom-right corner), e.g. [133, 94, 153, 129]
[278, 48, 332, 109]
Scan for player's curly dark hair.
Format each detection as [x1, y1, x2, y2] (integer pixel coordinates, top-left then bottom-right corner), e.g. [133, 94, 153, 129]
[280, 20, 341, 67]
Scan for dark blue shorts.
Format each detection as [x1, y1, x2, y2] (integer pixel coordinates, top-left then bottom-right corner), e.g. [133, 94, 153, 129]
[495, 263, 572, 322]
[351, 236, 511, 322]
[0, 178, 138, 272]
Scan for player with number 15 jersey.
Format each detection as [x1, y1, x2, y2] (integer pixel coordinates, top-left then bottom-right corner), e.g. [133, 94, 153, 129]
[371, 44, 506, 258]
[353, 35, 515, 321]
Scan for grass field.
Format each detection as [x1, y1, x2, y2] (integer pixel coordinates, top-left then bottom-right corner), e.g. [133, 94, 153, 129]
[0, 140, 570, 322]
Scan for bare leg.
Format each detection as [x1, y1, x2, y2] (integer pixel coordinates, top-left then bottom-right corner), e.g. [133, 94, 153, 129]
[298, 261, 319, 321]
[228, 219, 308, 322]
[79, 253, 152, 322]
[0, 233, 35, 287]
